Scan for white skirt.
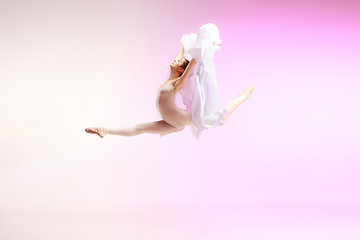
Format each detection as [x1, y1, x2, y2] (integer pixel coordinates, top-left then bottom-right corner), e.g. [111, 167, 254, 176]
[180, 23, 227, 139]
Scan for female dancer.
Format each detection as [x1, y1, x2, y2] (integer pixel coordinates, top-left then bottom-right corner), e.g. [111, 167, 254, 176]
[85, 23, 254, 139]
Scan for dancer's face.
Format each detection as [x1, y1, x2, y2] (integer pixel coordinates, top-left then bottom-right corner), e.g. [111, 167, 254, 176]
[170, 58, 187, 73]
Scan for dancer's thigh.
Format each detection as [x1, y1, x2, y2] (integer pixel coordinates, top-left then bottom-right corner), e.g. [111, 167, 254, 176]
[137, 120, 183, 135]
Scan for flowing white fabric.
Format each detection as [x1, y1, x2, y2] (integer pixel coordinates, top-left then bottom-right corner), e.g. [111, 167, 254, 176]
[180, 23, 227, 139]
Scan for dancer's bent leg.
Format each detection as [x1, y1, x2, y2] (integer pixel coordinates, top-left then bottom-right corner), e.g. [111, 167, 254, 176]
[85, 120, 183, 138]
[220, 86, 255, 125]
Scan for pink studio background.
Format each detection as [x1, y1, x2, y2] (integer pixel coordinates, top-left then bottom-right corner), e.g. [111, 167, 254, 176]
[0, 0, 359, 239]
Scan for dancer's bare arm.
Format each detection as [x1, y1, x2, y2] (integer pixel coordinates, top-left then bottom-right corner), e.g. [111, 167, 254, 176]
[173, 58, 198, 91]
[174, 45, 185, 61]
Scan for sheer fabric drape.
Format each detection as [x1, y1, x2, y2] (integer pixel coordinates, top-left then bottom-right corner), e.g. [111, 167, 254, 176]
[180, 23, 226, 139]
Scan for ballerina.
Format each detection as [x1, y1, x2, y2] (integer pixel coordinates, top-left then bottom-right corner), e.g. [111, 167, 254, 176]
[85, 23, 255, 139]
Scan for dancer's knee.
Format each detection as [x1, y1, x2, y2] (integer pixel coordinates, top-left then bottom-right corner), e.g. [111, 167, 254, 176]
[135, 124, 146, 134]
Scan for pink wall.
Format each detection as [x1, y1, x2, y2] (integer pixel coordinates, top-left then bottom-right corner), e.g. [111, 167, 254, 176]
[0, 0, 359, 239]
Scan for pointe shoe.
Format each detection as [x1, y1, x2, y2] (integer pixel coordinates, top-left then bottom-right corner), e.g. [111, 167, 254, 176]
[85, 127, 108, 138]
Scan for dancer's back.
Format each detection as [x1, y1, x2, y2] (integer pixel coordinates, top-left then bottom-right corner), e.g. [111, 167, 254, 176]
[156, 83, 192, 129]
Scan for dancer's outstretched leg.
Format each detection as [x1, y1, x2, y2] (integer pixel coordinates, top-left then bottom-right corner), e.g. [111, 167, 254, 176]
[220, 86, 255, 125]
[85, 120, 183, 138]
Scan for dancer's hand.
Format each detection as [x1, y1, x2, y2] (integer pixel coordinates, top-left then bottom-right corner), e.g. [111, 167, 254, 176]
[180, 44, 185, 52]
[175, 44, 185, 61]
[213, 41, 222, 46]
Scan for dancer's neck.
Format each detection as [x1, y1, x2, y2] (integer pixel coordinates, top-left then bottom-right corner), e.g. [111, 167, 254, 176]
[168, 71, 180, 80]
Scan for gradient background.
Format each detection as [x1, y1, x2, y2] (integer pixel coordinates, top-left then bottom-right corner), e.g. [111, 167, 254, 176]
[1, 0, 359, 239]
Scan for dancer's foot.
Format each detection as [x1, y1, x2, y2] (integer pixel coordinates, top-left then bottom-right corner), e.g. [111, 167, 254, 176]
[85, 127, 109, 138]
[237, 85, 255, 102]
[220, 86, 255, 125]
